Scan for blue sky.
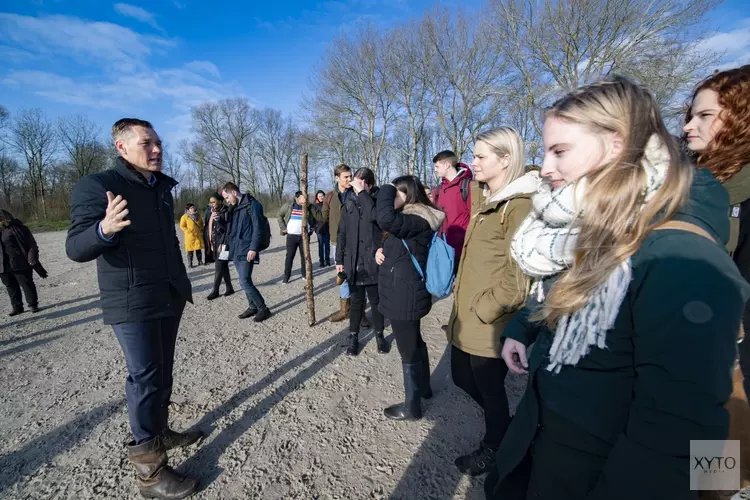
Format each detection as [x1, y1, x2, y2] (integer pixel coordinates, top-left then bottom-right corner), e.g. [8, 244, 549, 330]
[0, 0, 749, 148]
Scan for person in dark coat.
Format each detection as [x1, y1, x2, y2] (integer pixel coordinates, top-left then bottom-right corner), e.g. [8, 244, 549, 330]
[314, 190, 331, 267]
[485, 77, 749, 500]
[205, 192, 235, 300]
[66, 118, 199, 499]
[0, 210, 46, 316]
[202, 203, 215, 265]
[683, 65, 750, 399]
[337, 167, 387, 356]
[376, 175, 445, 421]
[221, 181, 272, 322]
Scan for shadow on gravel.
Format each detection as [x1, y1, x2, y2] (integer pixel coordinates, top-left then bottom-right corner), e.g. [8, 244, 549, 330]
[0, 334, 63, 358]
[388, 345, 486, 500]
[259, 265, 333, 287]
[177, 326, 351, 490]
[0, 398, 125, 494]
[0, 294, 101, 331]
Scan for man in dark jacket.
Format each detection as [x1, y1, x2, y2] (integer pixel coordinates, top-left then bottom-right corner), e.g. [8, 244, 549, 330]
[221, 181, 272, 322]
[66, 118, 199, 499]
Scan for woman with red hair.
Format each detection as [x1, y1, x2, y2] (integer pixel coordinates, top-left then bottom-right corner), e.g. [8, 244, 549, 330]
[684, 64, 750, 394]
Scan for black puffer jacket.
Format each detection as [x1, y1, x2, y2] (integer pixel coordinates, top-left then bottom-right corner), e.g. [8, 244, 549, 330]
[376, 184, 444, 321]
[66, 158, 193, 325]
[0, 220, 38, 274]
[208, 204, 230, 254]
[336, 188, 382, 286]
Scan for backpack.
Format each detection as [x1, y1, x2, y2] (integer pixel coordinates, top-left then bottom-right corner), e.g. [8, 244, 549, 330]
[434, 176, 471, 205]
[401, 233, 456, 298]
[248, 197, 271, 251]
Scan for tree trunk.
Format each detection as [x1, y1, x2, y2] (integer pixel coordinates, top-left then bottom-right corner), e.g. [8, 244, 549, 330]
[300, 152, 316, 326]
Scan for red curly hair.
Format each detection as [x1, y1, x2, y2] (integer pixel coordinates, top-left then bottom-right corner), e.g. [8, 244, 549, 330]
[686, 65, 750, 183]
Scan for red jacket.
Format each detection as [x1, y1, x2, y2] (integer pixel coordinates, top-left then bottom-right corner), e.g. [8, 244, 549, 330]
[434, 165, 473, 259]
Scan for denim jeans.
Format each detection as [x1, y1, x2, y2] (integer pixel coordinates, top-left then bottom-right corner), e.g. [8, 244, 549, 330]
[317, 233, 331, 265]
[233, 259, 266, 309]
[112, 300, 185, 443]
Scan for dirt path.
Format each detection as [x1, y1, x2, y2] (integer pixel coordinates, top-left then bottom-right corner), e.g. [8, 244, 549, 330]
[0, 230, 528, 500]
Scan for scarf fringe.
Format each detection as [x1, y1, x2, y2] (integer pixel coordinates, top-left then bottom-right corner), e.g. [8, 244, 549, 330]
[546, 261, 632, 373]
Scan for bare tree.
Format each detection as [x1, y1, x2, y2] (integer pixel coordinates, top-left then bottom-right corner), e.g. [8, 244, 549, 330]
[58, 114, 107, 181]
[420, 7, 508, 158]
[308, 23, 396, 173]
[386, 23, 431, 175]
[254, 108, 300, 200]
[0, 154, 19, 205]
[180, 139, 209, 191]
[190, 98, 259, 188]
[489, 0, 719, 134]
[9, 109, 57, 218]
[163, 148, 183, 200]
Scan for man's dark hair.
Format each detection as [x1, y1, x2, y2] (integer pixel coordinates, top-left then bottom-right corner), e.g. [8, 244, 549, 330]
[111, 118, 153, 141]
[186, 203, 195, 210]
[221, 181, 239, 193]
[294, 191, 303, 198]
[334, 164, 352, 177]
[432, 150, 459, 167]
[354, 167, 375, 187]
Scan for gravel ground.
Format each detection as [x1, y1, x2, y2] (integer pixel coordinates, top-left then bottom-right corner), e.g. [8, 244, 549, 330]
[0, 229, 529, 500]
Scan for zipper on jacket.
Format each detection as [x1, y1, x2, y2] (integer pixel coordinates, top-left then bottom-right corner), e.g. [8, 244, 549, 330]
[126, 248, 134, 286]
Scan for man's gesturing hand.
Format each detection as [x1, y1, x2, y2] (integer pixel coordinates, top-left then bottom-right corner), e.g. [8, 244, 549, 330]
[100, 191, 131, 237]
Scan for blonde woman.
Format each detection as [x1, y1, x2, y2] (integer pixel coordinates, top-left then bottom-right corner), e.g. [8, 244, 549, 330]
[446, 127, 536, 476]
[484, 76, 748, 499]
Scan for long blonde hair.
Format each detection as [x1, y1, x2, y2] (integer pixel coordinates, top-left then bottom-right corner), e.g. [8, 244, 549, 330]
[475, 126, 525, 189]
[540, 76, 693, 326]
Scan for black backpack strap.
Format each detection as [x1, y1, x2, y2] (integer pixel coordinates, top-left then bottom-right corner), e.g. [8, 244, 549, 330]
[460, 177, 471, 203]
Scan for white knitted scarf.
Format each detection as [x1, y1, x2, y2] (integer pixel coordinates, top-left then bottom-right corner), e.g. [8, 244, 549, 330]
[510, 135, 671, 373]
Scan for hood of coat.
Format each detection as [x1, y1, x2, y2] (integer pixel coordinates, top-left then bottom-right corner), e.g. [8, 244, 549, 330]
[401, 203, 446, 231]
[484, 171, 541, 204]
[441, 166, 473, 188]
[675, 167, 730, 244]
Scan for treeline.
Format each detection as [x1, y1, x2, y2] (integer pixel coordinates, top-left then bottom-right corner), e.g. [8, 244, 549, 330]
[0, 0, 722, 223]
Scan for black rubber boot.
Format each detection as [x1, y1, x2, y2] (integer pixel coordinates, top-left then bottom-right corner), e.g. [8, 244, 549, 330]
[383, 363, 422, 421]
[162, 428, 203, 451]
[30, 304, 40, 313]
[346, 332, 359, 356]
[374, 331, 389, 354]
[417, 344, 433, 399]
[206, 291, 220, 301]
[127, 436, 198, 499]
[187, 252, 194, 268]
[454, 441, 498, 476]
[9, 306, 24, 317]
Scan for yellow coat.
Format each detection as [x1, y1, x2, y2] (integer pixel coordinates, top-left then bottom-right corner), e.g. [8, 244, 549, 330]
[180, 214, 205, 252]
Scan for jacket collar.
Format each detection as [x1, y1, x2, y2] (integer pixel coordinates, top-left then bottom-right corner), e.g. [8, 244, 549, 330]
[115, 157, 177, 191]
[477, 171, 540, 212]
[441, 167, 472, 187]
[724, 164, 750, 205]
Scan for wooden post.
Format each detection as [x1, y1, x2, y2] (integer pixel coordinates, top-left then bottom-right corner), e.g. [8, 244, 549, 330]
[300, 152, 316, 326]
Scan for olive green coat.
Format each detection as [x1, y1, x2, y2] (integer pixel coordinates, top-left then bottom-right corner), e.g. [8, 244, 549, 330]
[446, 175, 535, 358]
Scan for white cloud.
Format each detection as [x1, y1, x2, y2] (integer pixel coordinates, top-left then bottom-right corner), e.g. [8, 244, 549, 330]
[184, 61, 221, 79]
[0, 13, 174, 72]
[172, 0, 186, 9]
[698, 18, 750, 70]
[114, 3, 163, 32]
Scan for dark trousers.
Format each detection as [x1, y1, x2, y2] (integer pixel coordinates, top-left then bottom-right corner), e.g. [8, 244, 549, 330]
[317, 233, 331, 265]
[284, 234, 305, 278]
[187, 250, 203, 266]
[212, 258, 234, 294]
[1, 270, 38, 309]
[234, 259, 266, 309]
[349, 283, 384, 333]
[112, 301, 186, 444]
[451, 345, 510, 449]
[391, 319, 425, 364]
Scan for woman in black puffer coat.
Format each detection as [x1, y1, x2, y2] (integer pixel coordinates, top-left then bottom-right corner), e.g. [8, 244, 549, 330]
[376, 176, 445, 421]
[337, 167, 388, 356]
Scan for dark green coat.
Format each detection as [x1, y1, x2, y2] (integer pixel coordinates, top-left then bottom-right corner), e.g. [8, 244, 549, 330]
[487, 168, 749, 500]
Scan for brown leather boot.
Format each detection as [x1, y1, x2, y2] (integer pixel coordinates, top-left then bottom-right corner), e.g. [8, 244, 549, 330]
[128, 436, 197, 499]
[329, 299, 350, 322]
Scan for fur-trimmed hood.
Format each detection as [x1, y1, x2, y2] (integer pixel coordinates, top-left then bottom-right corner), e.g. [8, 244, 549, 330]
[484, 171, 541, 204]
[402, 203, 446, 231]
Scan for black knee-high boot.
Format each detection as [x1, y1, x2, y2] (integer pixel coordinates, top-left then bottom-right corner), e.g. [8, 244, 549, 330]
[384, 362, 422, 421]
[187, 251, 194, 268]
